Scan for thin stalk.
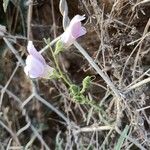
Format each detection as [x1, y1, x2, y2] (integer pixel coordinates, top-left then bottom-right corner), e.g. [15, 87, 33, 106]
[48, 44, 71, 86]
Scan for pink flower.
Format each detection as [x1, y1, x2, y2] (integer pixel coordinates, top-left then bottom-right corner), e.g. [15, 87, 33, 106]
[24, 41, 54, 79]
[61, 15, 86, 47]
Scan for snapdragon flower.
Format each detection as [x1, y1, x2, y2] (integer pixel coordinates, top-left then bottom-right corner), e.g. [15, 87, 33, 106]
[24, 41, 54, 79]
[60, 15, 86, 47]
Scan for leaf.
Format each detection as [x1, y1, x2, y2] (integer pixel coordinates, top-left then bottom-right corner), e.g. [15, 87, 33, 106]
[69, 84, 80, 96]
[115, 125, 129, 150]
[3, 0, 10, 13]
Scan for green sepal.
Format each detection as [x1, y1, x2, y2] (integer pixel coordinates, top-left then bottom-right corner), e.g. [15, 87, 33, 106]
[49, 69, 61, 79]
[54, 40, 64, 55]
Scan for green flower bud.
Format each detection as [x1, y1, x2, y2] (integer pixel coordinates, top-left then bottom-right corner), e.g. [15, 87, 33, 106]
[80, 76, 91, 94]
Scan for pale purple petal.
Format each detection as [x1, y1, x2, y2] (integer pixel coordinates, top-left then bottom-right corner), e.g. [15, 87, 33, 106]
[24, 66, 29, 76]
[69, 15, 86, 38]
[42, 65, 54, 79]
[24, 55, 45, 78]
[27, 41, 46, 65]
[60, 15, 86, 46]
[61, 29, 75, 45]
[79, 27, 87, 36]
[71, 22, 82, 38]
[70, 15, 86, 25]
[24, 42, 55, 79]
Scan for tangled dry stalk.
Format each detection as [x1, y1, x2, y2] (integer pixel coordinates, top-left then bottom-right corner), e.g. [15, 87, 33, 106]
[0, 0, 150, 149]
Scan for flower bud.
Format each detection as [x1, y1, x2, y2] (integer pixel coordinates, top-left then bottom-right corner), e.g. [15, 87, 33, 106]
[60, 15, 86, 47]
[24, 41, 54, 79]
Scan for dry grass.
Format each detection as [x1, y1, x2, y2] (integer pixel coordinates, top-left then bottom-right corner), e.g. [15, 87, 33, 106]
[0, 0, 150, 149]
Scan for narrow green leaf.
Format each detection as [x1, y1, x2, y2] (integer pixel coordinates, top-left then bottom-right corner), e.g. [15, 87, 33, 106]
[69, 84, 80, 96]
[115, 125, 129, 150]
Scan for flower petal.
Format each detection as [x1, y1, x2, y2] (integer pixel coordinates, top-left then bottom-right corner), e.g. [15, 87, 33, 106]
[69, 15, 86, 38]
[79, 27, 87, 36]
[42, 65, 54, 79]
[60, 15, 86, 46]
[27, 41, 46, 65]
[70, 15, 86, 25]
[61, 29, 75, 45]
[71, 22, 82, 38]
[24, 55, 45, 78]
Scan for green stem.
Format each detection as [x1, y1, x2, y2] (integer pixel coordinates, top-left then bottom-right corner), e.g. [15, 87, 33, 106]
[80, 88, 85, 94]
[48, 44, 71, 86]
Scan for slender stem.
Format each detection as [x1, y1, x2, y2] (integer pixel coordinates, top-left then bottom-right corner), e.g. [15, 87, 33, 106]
[75, 125, 113, 134]
[48, 44, 71, 86]
[40, 36, 60, 54]
[125, 77, 150, 93]
[27, 0, 33, 41]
